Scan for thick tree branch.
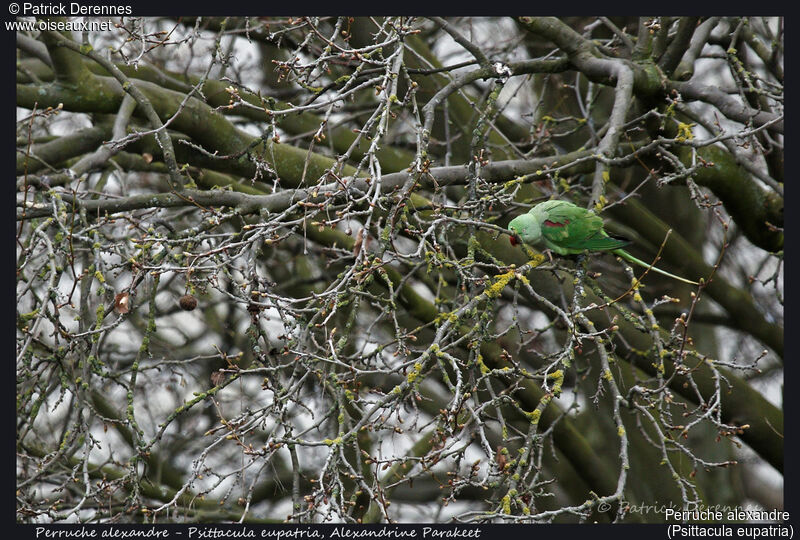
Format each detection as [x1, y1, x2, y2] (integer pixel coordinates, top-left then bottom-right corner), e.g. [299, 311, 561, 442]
[669, 79, 783, 133]
[658, 17, 700, 76]
[42, 30, 185, 190]
[674, 17, 722, 81]
[518, 16, 783, 133]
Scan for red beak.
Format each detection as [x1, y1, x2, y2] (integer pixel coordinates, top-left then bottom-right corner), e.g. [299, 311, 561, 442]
[509, 235, 519, 246]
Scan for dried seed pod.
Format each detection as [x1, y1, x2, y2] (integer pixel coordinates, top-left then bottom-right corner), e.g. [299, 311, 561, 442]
[352, 228, 364, 256]
[114, 292, 130, 314]
[495, 446, 508, 471]
[179, 294, 198, 311]
[247, 301, 262, 323]
[210, 370, 226, 387]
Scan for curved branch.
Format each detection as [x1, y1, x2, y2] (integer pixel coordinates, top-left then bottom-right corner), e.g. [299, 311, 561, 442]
[674, 17, 722, 81]
[590, 61, 634, 207]
[658, 17, 700, 75]
[16, 56, 420, 174]
[429, 17, 491, 67]
[16, 77, 353, 190]
[421, 56, 570, 147]
[741, 20, 783, 83]
[16, 125, 110, 175]
[518, 16, 783, 134]
[670, 79, 783, 133]
[42, 30, 185, 189]
[16, 33, 52, 67]
[37, 19, 89, 85]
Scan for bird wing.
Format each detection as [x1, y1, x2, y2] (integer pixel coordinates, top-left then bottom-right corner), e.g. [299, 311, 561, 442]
[540, 205, 628, 251]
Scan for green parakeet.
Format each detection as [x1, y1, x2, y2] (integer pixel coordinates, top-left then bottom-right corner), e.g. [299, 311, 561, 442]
[508, 200, 698, 285]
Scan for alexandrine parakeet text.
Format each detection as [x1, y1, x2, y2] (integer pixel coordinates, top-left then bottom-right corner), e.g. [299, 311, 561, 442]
[508, 200, 698, 285]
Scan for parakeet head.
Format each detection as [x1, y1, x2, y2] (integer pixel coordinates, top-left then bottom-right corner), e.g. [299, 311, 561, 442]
[508, 213, 541, 246]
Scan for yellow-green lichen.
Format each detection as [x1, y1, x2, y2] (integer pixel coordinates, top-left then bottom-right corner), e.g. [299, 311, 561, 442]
[485, 270, 516, 298]
[676, 122, 695, 142]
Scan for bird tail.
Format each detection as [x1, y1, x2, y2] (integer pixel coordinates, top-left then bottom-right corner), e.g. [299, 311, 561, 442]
[612, 249, 698, 286]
